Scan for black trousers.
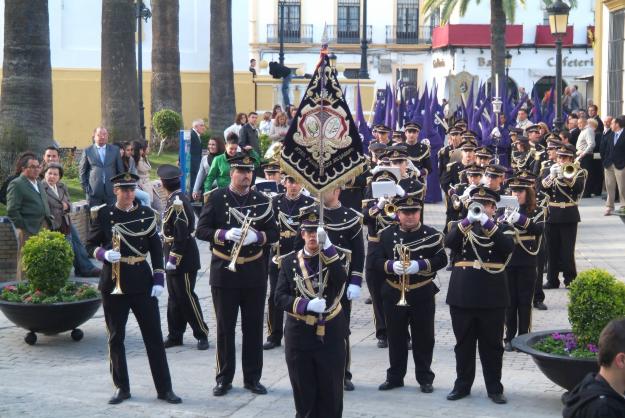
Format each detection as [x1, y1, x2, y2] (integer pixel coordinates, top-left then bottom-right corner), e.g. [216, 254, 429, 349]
[365, 267, 386, 340]
[166, 271, 209, 341]
[584, 155, 604, 196]
[505, 266, 536, 342]
[341, 297, 353, 381]
[383, 292, 435, 385]
[211, 285, 266, 385]
[266, 262, 284, 344]
[534, 236, 547, 303]
[285, 337, 346, 418]
[102, 292, 172, 395]
[449, 306, 505, 395]
[545, 223, 578, 286]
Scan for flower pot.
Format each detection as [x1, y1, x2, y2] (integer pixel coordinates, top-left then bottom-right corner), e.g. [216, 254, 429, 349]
[0, 280, 101, 345]
[512, 329, 599, 391]
[617, 212, 625, 225]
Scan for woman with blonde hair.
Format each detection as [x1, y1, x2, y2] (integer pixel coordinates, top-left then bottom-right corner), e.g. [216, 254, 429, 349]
[269, 111, 289, 142]
[223, 112, 248, 139]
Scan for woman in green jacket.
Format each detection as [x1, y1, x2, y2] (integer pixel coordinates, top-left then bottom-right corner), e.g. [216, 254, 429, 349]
[204, 134, 260, 191]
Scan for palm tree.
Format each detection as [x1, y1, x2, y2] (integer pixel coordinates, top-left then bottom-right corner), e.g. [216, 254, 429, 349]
[101, 0, 141, 143]
[0, 0, 53, 180]
[209, 0, 236, 134]
[150, 0, 182, 142]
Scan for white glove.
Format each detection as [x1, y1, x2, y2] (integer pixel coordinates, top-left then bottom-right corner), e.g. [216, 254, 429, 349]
[306, 297, 326, 313]
[550, 165, 561, 178]
[151, 285, 164, 298]
[346, 284, 361, 300]
[479, 213, 490, 226]
[395, 184, 406, 197]
[165, 261, 177, 270]
[371, 165, 382, 175]
[392, 261, 406, 275]
[405, 260, 420, 275]
[104, 250, 121, 263]
[509, 212, 521, 224]
[241, 229, 258, 246]
[317, 227, 332, 250]
[413, 167, 422, 177]
[421, 138, 430, 147]
[466, 211, 480, 224]
[377, 197, 387, 209]
[225, 228, 242, 242]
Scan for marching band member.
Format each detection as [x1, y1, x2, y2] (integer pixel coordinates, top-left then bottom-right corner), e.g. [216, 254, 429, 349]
[264, 174, 315, 350]
[441, 140, 477, 231]
[404, 121, 432, 179]
[445, 186, 515, 404]
[475, 147, 494, 167]
[275, 208, 348, 418]
[373, 195, 447, 393]
[500, 172, 545, 352]
[157, 165, 209, 351]
[256, 160, 286, 196]
[541, 144, 588, 289]
[196, 153, 279, 396]
[511, 136, 532, 172]
[483, 164, 508, 194]
[393, 130, 405, 144]
[438, 127, 464, 178]
[376, 125, 392, 146]
[448, 163, 485, 219]
[86, 172, 181, 405]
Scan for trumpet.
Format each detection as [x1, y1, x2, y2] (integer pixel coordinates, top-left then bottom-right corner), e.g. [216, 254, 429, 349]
[561, 162, 580, 180]
[468, 202, 484, 218]
[451, 194, 462, 210]
[111, 230, 123, 295]
[384, 202, 397, 217]
[395, 243, 411, 307]
[502, 206, 519, 225]
[226, 211, 253, 273]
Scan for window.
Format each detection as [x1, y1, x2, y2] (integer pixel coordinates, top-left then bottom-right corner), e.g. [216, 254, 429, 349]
[397, 0, 419, 38]
[343, 68, 361, 79]
[608, 10, 625, 116]
[396, 68, 418, 98]
[338, 0, 360, 43]
[278, 0, 302, 43]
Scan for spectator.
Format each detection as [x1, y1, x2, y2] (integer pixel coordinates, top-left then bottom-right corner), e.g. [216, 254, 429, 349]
[271, 104, 283, 120]
[269, 111, 289, 143]
[576, 117, 596, 197]
[589, 105, 605, 134]
[515, 108, 532, 133]
[189, 119, 205, 197]
[570, 85, 582, 113]
[568, 114, 580, 146]
[131, 141, 155, 208]
[42, 163, 100, 277]
[562, 318, 625, 418]
[119, 142, 137, 174]
[239, 111, 260, 155]
[562, 86, 573, 113]
[41, 146, 61, 177]
[223, 113, 247, 139]
[0, 151, 37, 205]
[204, 134, 260, 191]
[249, 58, 257, 77]
[79, 127, 124, 206]
[600, 116, 625, 215]
[559, 130, 572, 145]
[259, 111, 273, 135]
[7, 155, 53, 279]
[192, 136, 225, 201]
[289, 106, 298, 123]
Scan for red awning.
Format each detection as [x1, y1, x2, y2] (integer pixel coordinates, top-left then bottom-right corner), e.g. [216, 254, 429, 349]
[534, 25, 574, 47]
[432, 24, 523, 49]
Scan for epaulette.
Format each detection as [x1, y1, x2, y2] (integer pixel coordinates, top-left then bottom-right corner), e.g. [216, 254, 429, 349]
[89, 204, 107, 222]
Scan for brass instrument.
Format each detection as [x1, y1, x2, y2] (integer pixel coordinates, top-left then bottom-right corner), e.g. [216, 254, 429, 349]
[384, 202, 397, 217]
[111, 230, 123, 295]
[451, 194, 462, 210]
[502, 206, 519, 225]
[561, 162, 580, 180]
[394, 242, 411, 307]
[468, 202, 484, 218]
[226, 211, 253, 272]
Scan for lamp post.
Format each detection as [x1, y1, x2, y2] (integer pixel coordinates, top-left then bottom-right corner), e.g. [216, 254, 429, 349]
[279, 1, 285, 65]
[492, 96, 503, 164]
[547, 0, 570, 131]
[358, 0, 369, 79]
[329, 52, 338, 75]
[136, 1, 151, 140]
[504, 51, 512, 82]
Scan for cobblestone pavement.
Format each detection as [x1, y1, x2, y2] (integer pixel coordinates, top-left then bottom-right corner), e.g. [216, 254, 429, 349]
[1, 197, 623, 418]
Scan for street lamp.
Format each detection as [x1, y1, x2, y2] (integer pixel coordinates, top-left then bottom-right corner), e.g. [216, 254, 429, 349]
[328, 52, 338, 74]
[136, 1, 151, 140]
[358, 0, 369, 79]
[504, 51, 512, 79]
[547, 0, 570, 131]
[278, 1, 285, 65]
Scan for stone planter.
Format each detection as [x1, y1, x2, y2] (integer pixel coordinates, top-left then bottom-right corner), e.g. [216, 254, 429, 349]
[512, 329, 598, 391]
[0, 280, 101, 345]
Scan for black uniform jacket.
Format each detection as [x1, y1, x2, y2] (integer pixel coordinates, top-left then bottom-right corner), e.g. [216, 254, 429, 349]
[371, 224, 447, 303]
[196, 187, 279, 288]
[339, 168, 370, 212]
[445, 217, 515, 308]
[406, 141, 432, 177]
[87, 203, 164, 295]
[540, 169, 587, 224]
[498, 205, 545, 267]
[275, 246, 349, 349]
[162, 190, 201, 273]
[271, 192, 315, 265]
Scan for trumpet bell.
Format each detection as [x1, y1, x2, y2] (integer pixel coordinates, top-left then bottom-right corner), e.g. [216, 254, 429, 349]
[396, 294, 409, 306]
[562, 163, 578, 180]
[226, 260, 237, 273]
[384, 203, 397, 217]
[111, 286, 123, 295]
[468, 202, 484, 217]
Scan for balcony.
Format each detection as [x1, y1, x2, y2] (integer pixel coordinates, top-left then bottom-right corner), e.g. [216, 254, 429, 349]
[326, 25, 372, 44]
[386, 25, 433, 44]
[266, 24, 313, 44]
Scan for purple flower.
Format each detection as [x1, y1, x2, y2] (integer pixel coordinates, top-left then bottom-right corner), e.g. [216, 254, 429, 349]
[552, 332, 562, 340]
[564, 334, 578, 352]
[587, 344, 598, 353]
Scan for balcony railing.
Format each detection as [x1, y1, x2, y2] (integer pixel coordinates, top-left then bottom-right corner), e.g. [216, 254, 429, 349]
[267, 24, 313, 44]
[326, 25, 372, 44]
[386, 25, 433, 44]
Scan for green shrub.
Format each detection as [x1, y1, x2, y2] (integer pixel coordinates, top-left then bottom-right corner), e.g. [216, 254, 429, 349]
[152, 109, 183, 140]
[568, 268, 625, 345]
[62, 155, 79, 179]
[259, 133, 271, 161]
[22, 230, 73, 295]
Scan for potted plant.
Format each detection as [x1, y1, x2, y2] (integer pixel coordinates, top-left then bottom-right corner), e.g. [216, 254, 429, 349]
[0, 230, 101, 345]
[512, 268, 625, 391]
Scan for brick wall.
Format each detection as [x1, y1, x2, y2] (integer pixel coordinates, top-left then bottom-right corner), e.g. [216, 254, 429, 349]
[0, 218, 18, 282]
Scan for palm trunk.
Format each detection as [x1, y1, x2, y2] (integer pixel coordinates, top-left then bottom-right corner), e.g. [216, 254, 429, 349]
[150, 0, 181, 146]
[101, 0, 141, 143]
[490, 0, 506, 96]
[0, 0, 53, 180]
[210, 0, 236, 134]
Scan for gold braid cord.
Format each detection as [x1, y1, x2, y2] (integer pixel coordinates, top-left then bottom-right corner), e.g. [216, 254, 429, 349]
[465, 230, 513, 274]
[112, 216, 157, 257]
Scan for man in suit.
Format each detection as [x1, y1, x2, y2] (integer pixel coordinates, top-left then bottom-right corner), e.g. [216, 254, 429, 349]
[601, 116, 625, 215]
[6, 154, 53, 279]
[587, 105, 605, 197]
[79, 127, 125, 207]
[568, 114, 580, 147]
[189, 119, 205, 198]
[238, 112, 260, 155]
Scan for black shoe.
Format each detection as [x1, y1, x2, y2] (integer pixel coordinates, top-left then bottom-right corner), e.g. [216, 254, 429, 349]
[244, 381, 267, 395]
[197, 338, 209, 350]
[108, 388, 131, 404]
[377, 338, 388, 348]
[378, 380, 403, 391]
[420, 383, 434, 393]
[533, 301, 548, 310]
[504, 342, 513, 352]
[344, 379, 355, 391]
[163, 338, 183, 348]
[263, 340, 281, 350]
[78, 268, 101, 278]
[158, 390, 182, 404]
[488, 393, 508, 404]
[364, 297, 372, 304]
[447, 389, 470, 401]
[212, 382, 232, 397]
[543, 282, 560, 290]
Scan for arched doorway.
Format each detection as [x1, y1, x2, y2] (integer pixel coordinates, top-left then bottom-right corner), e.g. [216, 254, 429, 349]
[531, 76, 568, 103]
[486, 76, 519, 100]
